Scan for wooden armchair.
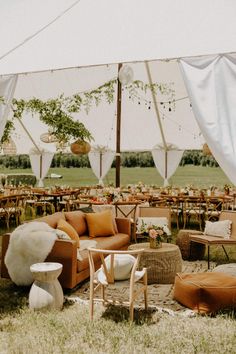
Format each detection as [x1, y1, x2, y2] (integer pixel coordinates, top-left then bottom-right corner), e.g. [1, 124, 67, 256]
[88, 248, 148, 321]
[189, 211, 236, 269]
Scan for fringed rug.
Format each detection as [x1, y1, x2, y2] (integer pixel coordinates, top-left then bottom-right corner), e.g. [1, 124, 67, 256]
[67, 260, 216, 314]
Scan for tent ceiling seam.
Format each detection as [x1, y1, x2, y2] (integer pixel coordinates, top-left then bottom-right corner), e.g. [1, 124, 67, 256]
[0, 0, 81, 62]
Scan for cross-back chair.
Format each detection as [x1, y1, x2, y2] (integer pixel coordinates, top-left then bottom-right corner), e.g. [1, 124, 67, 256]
[88, 248, 148, 321]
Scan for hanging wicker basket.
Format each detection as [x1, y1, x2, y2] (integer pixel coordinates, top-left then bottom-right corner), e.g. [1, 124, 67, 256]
[202, 143, 212, 156]
[70, 140, 91, 155]
[2, 138, 17, 155]
[40, 132, 58, 143]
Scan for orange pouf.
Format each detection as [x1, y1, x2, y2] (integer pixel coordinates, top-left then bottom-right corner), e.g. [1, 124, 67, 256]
[173, 272, 236, 314]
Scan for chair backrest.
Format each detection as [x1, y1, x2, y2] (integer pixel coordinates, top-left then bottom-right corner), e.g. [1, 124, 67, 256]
[219, 211, 236, 240]
[138, 206, 171, 229]
[88, 248, 144, 284]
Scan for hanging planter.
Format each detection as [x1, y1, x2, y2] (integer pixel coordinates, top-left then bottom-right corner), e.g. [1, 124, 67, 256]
[40, 132, 58, 143]
[202, 143, 212, 156]
[2, 137, 17, 155]
[70, 140, 91, 155]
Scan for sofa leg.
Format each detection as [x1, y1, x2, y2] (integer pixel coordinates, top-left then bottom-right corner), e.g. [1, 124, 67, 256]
[207, 245, 210, 269]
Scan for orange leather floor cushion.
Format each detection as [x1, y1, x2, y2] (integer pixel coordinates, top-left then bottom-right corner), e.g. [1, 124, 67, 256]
[173, 272, 236, 314]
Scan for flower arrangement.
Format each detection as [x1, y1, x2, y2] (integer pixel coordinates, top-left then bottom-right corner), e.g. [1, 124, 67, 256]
[139, 220, 170, 243]
[149, 226, 166, 243]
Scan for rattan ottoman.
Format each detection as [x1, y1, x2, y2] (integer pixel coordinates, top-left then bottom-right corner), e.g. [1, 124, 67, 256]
[128, 242, 182, 284]
[176, 229, 206, 260]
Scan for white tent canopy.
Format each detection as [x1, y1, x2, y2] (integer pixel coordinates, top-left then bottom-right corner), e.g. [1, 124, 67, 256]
[3, 61, 204, 154]
[0, 0, 236, 74]
[0, 0, 236, 184]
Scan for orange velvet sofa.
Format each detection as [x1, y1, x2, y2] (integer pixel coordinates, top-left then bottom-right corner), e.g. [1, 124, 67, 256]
[1, 211, 131, 289]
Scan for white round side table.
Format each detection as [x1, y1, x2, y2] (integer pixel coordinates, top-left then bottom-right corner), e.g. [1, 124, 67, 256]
[29, 262, 64, 311]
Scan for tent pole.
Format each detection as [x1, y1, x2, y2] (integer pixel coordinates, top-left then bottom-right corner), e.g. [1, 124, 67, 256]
[145, 61, 168, 185]
[165, 150, 168, 180]
[145, 62, 167, 149]
[39, 154, 43, 180]
[116, 63, 122, 187]
[99, 151, 102, 179]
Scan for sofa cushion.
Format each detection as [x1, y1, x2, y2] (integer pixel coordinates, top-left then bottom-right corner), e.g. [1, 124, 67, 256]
[85, 210, 115, 238]
[64, 211, 87, 235]
[173, 272, 236, 314]
[77, 233, 130, 272]
[57, 219, 80, 247]
[36, 212, 65, 229]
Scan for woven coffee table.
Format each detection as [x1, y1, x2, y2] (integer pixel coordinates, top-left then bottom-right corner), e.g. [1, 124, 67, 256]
[128, 242, 182, 284]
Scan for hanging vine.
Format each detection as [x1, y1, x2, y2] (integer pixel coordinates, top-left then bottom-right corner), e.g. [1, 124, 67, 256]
[0, 77, 175, 146]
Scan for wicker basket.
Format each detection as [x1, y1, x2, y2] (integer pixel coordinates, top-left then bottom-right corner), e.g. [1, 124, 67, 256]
[128, 242, 182, 284]
[176, 229, 206, 260]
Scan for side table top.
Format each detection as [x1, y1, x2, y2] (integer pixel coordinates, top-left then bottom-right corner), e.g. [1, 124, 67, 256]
[128, 242, 179, 254]
[30, 262, 62, 273]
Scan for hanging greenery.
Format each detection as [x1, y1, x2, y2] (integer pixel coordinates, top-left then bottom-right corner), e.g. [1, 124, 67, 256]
[126, 80, 176, 110]
[0, 120, 15, 145]
[0, 77, 175, 146]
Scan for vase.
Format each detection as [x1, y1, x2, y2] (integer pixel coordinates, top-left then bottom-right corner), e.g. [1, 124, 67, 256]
[149, 237, 162, 249]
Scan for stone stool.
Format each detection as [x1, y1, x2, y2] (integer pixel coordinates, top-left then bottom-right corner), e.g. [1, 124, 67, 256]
[29, 262, 64, 311]
[176, 229, 206, 260]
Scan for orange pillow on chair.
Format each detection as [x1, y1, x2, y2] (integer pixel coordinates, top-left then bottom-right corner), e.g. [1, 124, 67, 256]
[57, 219, 80, 247]
[85, 210, 115, 238]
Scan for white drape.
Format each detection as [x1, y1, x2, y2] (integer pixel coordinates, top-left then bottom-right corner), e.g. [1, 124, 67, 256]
[29, 149, 54, 187]
[88, 148, 115, 185]
[0, 75, 18, 140]
[180, 54, 236, 185]
[152, 147, 184, 186]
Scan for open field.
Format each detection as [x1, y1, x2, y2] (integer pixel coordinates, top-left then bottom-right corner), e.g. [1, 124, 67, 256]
[1, 165, 232, 188]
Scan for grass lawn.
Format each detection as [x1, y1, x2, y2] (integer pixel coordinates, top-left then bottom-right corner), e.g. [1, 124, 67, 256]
[1, 165, 232, 188]
[0, 279, 236, 353]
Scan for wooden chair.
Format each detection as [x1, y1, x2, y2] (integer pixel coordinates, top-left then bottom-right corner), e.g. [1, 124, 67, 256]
[0, 195, 26, 229]
[204, 197, 224, 221]
[189, 211, 236, 269]
[88, 248, 148, 321]
[138, 206, 171, 230]
[182, 197, 205, 230]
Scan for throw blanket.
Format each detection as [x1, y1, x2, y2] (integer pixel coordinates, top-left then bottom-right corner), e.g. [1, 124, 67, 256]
[77, 240, 97, 261]
[5, 222, 58, 286]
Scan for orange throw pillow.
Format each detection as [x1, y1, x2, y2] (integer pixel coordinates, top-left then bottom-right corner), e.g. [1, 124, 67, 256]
[57, 219, 80, 247]
[85, 210, 115, 238]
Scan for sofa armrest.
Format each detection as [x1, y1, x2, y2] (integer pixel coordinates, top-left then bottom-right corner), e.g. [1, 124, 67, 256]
[115, 218, 131, 236]
[45, 239, 77, 289]
[0, 233, 78, 289]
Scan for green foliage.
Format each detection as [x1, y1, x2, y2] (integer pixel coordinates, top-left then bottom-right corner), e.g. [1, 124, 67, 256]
[5, 173, 36, 186]
[0, 120, 15, 145]
[1, 78, 175, 146]
[0, 150, 219, 170]
[180, 150, 219, 167]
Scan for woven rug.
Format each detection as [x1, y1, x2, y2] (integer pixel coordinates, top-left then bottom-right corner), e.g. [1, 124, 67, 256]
[67, 260, 216, 313]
